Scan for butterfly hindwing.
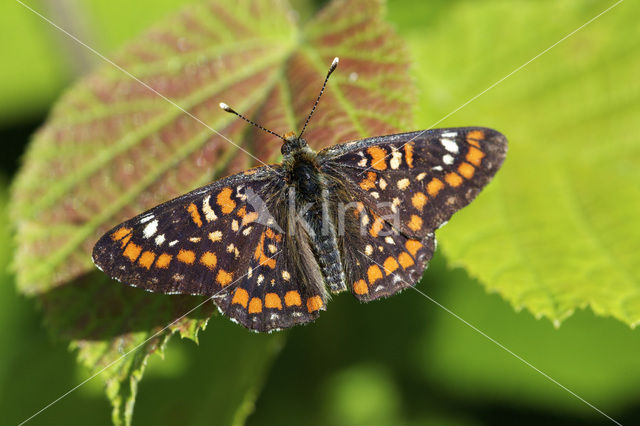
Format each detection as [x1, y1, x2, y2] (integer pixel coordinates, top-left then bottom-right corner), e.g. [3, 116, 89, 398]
[338, 201, 436, 301]
[214, 227, 327, 332]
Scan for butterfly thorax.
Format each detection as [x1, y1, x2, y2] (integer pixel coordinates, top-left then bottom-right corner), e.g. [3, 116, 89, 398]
[281, 137, 319, 196]
[278, 135, 348, 294]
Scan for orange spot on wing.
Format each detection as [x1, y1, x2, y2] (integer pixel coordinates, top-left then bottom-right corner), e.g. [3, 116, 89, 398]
[426, 178, 444, 197]
[248, 297, 263, 314]
[260, 255, 277, 269]
[411, 192, 427, 211]
[138, 251, 155, 269]
[466, 130, 484, 147]
[187, 203, 203, 227]
[265, 293, 283, 310]
[119, 234, 132, 248]
[466, 146, 485, 166]
[199, 251, 217, 269]
[367, 265, 383, 284]
[353, 279, 369, 295]
[232, 288, 249, 308]
[367, 146, 387, 170]
[405, 240, 422, 256]
[398, 252, 414, 269]
[236, 206, 246, 217]
[177, 249, 196, 264]
[123, 243, 142, 262]
[242, 211, 259, 226]
[408, 215, 423, 231]
[458, 162, 475, 179]
[306, 296, 323, 313]
[254, 232, 276, 269]
[155, 253, 172, 268]
[369, 214, 384, 237]
[404, 142, 414, 168]
[359, 171, 377, 190]
[445, 172, 463, 187]
[383, 257, 399, 275]
[111, 227, 132, 241]
[285, 291, 302, 307]
[216, 269, 233, 286]
[217, 187, 236, 214]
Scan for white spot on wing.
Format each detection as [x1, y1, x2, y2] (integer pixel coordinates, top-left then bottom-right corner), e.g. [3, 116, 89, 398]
[202, 195, 217, 222]
[142, 219, 158, 239]
[390, 148, 402, 169]
[397, 178, 410, 190]
[155, 234, 165, 246]
[443, 154, 454, 165]
[441, 138, 459, 153]
[139, 214, 154, 224]
[441, 131, 458, 138]
[169, 240, 179, 247]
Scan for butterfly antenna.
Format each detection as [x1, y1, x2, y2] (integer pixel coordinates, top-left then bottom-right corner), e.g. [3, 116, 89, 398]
[298, 57, 339, 139]
[219, 102, 287, 142]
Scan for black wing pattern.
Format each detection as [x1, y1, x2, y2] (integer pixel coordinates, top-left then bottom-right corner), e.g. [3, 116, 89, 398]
[318, 127, 507, 301]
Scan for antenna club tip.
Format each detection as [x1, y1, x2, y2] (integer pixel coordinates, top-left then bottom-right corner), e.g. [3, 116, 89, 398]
[219, 102, 231, 111]
[331, 57, 339, 69]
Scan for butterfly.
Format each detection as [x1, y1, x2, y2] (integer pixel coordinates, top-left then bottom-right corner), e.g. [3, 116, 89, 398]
[92, 57, 507, 332]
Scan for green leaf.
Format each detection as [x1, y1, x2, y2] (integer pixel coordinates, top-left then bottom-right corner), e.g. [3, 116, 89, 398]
[393, 0, 640, 326]
[10, 0, 414, 424]
[415, 256, 640, 417]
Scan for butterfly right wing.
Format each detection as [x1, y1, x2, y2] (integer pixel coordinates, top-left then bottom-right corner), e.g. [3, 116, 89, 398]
[319, 127, 507, 301]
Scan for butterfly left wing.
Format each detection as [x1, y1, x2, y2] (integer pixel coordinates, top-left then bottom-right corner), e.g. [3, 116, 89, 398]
[92, 165, 329, 332]
[319, 127, 507, 300]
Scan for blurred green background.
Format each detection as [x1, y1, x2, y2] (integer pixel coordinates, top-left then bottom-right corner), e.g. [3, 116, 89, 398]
[2, 0, 639, 425]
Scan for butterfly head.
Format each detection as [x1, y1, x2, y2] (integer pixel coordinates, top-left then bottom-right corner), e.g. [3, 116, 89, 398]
[280, 131, 309, 156]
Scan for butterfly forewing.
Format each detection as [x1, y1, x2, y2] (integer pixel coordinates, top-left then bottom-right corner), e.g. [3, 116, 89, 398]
[93, 167, 277, 296]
